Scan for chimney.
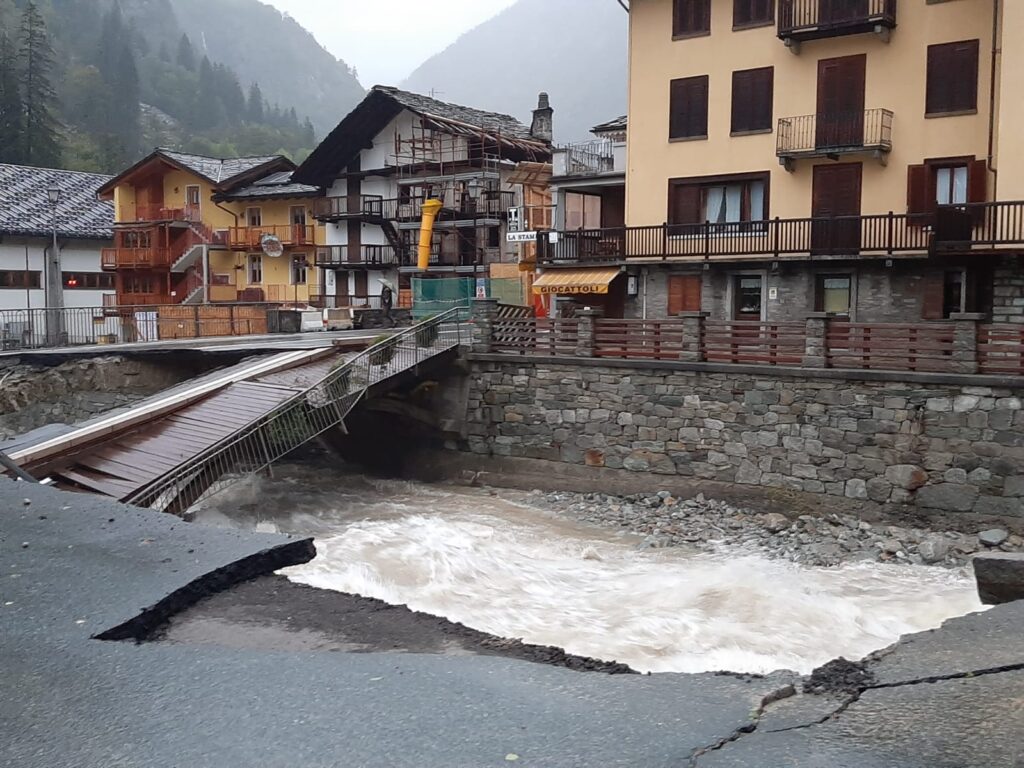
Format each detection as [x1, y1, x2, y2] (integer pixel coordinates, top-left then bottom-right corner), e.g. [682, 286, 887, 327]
[531, 92, 554, 144]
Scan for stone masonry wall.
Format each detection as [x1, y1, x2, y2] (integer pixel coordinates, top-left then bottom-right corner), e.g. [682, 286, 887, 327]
[462, 359, 1024, 520]
[993, 256, 1024, 325]
[0, 356, 197, 440]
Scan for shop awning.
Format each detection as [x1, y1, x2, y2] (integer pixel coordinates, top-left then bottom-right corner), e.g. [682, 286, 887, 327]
[532, 267, 621, 295]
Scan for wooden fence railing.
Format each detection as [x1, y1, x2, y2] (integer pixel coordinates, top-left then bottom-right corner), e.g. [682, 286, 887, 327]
[702, 321, 807, 366]
[826, 323, 958, 373]
[492, 317, 578, 356]
[475, 305, 1024, 378]
[978, 325, 1024, 376]
[595, 319, 687, 360]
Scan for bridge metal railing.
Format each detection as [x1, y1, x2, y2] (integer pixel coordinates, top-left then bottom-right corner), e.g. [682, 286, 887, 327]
[127, 308, 467, 514]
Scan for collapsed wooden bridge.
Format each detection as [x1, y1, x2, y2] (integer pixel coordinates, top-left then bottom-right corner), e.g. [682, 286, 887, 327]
[6, 311, 465, 515]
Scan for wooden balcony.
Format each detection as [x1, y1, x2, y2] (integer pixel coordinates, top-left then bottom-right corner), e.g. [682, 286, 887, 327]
[101, 247, 173, 270]
[777, 109, 893, 168]
[778, 0, 897, 47]
[227, 225, 316, 251]
[120, 204, 201, 224]
[538, 202, 1024, 264]
[316, 245, 403, 268]
[312, 196, 397, 222]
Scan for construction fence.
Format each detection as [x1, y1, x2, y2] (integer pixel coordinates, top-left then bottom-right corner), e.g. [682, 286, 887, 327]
[411, 277, 526, 319]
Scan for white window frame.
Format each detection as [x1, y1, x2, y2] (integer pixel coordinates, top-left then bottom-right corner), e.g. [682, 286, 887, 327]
[725, 270, 768, 321]
[248, 254, 263, 284]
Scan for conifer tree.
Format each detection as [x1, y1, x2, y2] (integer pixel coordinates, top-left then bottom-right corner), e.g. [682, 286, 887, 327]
[0, 30, 23, 164]
[176, 33, 196, 71]
[18, 1, 61, 167]
[247, 82, 264, 124]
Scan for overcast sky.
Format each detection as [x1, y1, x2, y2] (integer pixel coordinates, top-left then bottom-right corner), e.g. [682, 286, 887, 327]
[263, 0, 519, 87]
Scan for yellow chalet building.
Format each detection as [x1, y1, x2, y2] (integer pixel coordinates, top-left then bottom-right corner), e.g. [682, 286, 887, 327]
[546, 0, 1024, 325]
[97, 149, 325, 306]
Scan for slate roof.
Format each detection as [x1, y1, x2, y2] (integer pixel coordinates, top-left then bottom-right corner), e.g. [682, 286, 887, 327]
[374, 86, 534, 139]
[0, 163, 114, 240]
[294, 85, 550, 186]
[216, 171, 321, 201]
[592, 116, 627, 135]
[157, 149, 284, 186]
[96, 149, 295, 197]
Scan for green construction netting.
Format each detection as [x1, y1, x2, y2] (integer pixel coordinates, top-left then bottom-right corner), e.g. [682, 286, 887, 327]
[411, 277, 524, 318]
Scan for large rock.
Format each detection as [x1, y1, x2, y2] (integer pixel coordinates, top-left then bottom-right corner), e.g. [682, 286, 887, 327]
[915, 483, 979, 512]
[918, 536, 950, 564]
[760, 512, 790, 533]
[884, 464, 929, 491]
[979, 528, 1010, 548]
[973, 552, 1024, 604]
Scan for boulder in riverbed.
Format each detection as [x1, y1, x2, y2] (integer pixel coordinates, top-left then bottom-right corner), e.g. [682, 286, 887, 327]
[979, 529, 1010, 548]
[973, 552, 1024, 604]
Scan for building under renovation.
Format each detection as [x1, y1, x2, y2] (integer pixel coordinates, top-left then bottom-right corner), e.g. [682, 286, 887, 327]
[293, 86, 553, 311]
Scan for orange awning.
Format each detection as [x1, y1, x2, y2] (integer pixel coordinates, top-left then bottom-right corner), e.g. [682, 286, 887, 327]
[532, 267, 621, 296]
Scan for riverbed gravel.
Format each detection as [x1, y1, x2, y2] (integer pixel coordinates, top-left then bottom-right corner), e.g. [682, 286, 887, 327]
[528, 490, 1024, 569]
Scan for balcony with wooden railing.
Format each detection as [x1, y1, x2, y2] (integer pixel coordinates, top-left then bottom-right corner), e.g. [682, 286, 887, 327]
[778, 0, 897, 45]
[119, 203, 202, 224]
[777, 109, 893, 166]
[538, 201, 1024, 265]
[316, 245, 404, 268]
[227, 224, 316, 251]
[312, 195, 398, 222]
[101, 247, 174, 270]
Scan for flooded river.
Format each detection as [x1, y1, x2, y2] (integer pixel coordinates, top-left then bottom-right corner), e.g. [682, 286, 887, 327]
[194, 463, 985, 675]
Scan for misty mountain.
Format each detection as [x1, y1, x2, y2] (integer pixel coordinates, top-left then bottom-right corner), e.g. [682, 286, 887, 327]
[168, 0, 365, 136]
[402, 0, 628, 143]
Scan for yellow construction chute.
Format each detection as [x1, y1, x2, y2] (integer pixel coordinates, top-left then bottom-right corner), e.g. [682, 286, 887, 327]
[418, 199, 444, 271]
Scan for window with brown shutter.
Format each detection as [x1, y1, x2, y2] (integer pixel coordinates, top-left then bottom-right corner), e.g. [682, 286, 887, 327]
[733, 0, 774, 28]
[668, 172, 770, 233]
[926, 40, 980, 116]
[670, 76, 709, 140]
[731, 67, 774, 134]
[907, 156, 989, 220]
[668, 275, 703, 315]
[674, 0, 711, 37]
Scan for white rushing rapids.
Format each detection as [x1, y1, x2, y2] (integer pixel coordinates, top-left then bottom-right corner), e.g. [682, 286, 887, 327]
[196, 470, 984, 675]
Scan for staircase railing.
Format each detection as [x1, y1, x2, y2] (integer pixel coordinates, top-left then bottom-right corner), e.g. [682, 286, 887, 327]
[127, 308, 467, 514]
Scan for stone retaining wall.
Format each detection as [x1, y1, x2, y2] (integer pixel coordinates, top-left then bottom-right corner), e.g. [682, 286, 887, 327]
[461, 358, 1024, 520]
[0, 356, 197, 440]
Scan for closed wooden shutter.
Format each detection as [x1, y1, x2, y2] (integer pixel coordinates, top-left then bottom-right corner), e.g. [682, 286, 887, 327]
[733, 0, 773, 26]
[906, 163, 931, 220]
[674, 0, 711, 36]
[921, 272, 945, 320]
[968, 158, 988, 203]
[668, 275, 702, 315]
[926, 40, 980, 115]
[731, 67, 774, 133]
[670, 76, 709, 139]
[669, 183, 703, 225]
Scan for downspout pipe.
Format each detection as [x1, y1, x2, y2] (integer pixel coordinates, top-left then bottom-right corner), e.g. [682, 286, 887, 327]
[988, 0, 1000, 197]
[214, 200, 240, 292]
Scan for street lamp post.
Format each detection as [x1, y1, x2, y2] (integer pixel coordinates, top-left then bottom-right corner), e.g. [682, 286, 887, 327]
[45, 186, 65, 347]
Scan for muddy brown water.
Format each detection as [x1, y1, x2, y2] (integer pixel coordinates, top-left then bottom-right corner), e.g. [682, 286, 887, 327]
[189, 464, 985, 675]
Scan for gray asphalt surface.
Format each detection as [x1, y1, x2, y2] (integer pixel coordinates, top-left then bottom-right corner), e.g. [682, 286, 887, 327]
[3, 478, 1023, 767]
[0, 478, 790, 768]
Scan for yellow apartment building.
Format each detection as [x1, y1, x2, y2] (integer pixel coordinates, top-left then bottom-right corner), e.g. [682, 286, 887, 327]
[97, 149, 325, 307]
[545, 0, 1024, 325]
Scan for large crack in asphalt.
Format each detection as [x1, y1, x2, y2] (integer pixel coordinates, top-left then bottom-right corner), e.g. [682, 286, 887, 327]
[688, 658, 1024, 765]
[685, 682, 798, 767]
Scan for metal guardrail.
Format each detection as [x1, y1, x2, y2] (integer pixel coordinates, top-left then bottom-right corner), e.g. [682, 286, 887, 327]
[0, 303, 293, 351]
[127, 308, 467, 514]
[777, 109, 893, 157]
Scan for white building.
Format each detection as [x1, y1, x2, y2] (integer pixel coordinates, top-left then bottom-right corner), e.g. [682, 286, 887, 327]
[293, 86, 553, 311]
[0, 164, 115, 316]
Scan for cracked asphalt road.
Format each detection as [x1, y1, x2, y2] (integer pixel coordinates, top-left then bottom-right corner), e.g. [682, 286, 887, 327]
[2, 477, 1023, 767]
